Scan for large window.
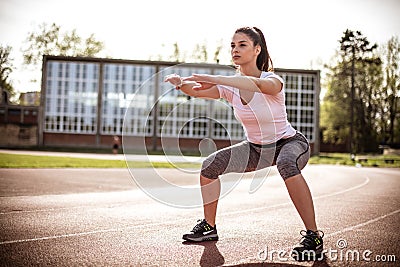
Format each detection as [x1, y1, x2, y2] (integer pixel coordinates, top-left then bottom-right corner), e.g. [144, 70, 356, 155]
[158, 66, 212, 138]
[278, 72, 318, 142]
[102, 64, 155, 135]
[45, 61, 98, 133]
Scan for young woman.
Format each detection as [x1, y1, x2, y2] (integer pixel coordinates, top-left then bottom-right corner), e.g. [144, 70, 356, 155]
[165, 26, 323, 260]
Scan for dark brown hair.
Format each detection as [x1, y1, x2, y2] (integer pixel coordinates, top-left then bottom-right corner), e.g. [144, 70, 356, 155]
[235, 27, 274, 71]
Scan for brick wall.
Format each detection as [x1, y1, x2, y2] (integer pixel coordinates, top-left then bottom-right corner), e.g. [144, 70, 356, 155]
[0, 124, 38, 146]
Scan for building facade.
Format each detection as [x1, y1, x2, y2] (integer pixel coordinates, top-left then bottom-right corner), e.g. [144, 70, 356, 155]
[0, 87, 39, 147]
[40, 56, 320, 154]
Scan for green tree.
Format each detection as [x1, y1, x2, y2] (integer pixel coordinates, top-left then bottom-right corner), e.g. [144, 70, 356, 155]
[214, 39, 223, 64]
[169, 42, 181, 62]
[381, 36, 400, 145]
[22, 22, 104, 66]
[321, 59, 352, 146]
[0, 45, 15, 101]
[152, 40, 226, 64]
[191, 42, 208, 63]
[322, 29, 382, 153]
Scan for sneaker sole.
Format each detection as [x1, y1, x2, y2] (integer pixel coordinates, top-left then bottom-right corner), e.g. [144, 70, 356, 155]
[182, 234, 219, 242]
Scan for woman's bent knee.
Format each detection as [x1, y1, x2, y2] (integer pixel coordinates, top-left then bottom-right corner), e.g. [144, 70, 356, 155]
[277, 159, 301, 181]
[200, 156, 223, 179]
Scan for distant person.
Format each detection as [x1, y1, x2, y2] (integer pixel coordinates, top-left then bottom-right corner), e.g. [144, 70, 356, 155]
[165, 26, 323, 261]
[112, 136, 120, 155]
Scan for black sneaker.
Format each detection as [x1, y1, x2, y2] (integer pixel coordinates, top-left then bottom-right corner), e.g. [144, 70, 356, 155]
[292, 230, 324, 261]
[182, 219, 218, 242]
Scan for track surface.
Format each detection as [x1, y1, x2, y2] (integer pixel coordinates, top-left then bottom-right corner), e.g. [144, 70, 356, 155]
[0, 165, 399, 266]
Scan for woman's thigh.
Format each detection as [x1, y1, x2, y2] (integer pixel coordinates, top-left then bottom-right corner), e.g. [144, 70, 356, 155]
[201, 141, 273, 179]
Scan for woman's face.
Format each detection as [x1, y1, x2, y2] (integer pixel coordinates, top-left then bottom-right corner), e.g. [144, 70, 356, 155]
[231, 33, 260, 66]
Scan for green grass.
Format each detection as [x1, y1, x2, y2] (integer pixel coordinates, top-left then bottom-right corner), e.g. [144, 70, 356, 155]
[5, 146, 202, 156]
[309, 153, 355, 165]
[0, 153, 201, 169]
[309, 153, 400, 168]
[1, 152, 399, 169]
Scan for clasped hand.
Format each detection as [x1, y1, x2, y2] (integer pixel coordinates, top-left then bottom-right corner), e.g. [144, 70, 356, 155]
[164, 73, 217, 90]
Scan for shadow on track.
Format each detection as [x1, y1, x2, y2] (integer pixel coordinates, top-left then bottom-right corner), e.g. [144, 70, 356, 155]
[183, 241, 225, 267]
[183, 241, 331, 267]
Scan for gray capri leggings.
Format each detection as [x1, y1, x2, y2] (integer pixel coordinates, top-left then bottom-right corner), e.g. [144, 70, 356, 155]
[201, 132, 310, 180]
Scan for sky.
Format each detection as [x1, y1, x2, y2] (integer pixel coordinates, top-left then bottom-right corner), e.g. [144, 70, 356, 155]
[1, 0, 400, 93]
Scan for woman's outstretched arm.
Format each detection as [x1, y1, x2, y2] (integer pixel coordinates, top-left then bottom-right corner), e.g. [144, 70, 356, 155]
[185, 74, 282, 95]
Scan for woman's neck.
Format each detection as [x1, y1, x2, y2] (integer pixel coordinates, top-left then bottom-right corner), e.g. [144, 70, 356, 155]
[238, 65, 262, 78]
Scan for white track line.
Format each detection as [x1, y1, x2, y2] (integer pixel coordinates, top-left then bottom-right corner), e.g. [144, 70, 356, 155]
[224, 176, 370, 216]
[0, 201, 133, 215]
[326, 208, 400, 238]
[241, 208, 400, 263]
[0, 219, 173, 245]
[0, 176, 372, 245]
[0, 175, 370, 216]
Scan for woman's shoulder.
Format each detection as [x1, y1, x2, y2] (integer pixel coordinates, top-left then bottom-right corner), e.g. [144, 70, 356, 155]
[261, 71, 279, 77]
[261, 71, 284, 84]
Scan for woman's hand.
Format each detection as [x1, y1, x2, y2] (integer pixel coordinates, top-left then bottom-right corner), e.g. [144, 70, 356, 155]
[164, 73, 220, 99]
[164, 73, 183, 89]
[184, 74, 218, 90]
